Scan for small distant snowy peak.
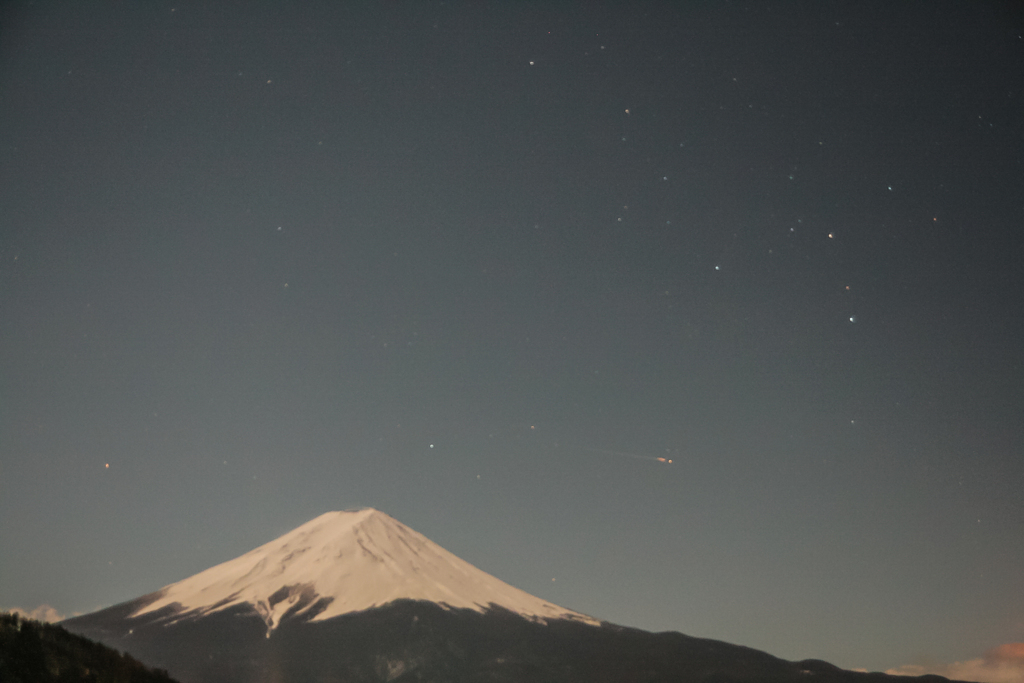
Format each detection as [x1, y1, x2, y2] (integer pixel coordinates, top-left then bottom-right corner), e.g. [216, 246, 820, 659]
[132, 508, 598, 633]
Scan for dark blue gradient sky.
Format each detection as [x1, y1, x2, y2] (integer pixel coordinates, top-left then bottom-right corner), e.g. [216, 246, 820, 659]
[1, 1, 1022, 675]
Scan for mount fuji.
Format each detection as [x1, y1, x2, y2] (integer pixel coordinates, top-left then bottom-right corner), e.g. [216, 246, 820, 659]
[123, 508, 597, 635]
[63, 509, 961, 683]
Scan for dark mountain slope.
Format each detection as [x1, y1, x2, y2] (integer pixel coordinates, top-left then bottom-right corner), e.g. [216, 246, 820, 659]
[64, 599, 959, 683]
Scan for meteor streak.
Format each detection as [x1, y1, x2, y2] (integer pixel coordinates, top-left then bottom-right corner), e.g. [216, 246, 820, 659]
[582, 447, 673, 464]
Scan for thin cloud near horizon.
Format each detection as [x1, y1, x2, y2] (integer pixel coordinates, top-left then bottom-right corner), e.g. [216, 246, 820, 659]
[884, 643, 1024, 683]
[3, 604, 65, 623]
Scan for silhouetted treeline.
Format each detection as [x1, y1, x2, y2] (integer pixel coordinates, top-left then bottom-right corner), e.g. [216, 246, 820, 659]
[0, 612, 178, 683]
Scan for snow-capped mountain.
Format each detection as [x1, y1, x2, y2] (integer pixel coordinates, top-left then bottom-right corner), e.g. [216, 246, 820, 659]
[62, 510, 965, 683]
[131, 508, 597, 633]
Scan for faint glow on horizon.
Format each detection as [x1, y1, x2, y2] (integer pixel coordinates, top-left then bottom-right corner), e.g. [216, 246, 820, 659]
[886, 642, 1024, 683]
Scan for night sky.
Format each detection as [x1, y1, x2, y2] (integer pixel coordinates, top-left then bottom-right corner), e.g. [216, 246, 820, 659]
[2, 2, 1023, 678]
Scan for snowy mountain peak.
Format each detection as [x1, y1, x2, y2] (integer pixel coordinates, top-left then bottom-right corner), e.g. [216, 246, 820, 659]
[132, 509, 599, 633]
